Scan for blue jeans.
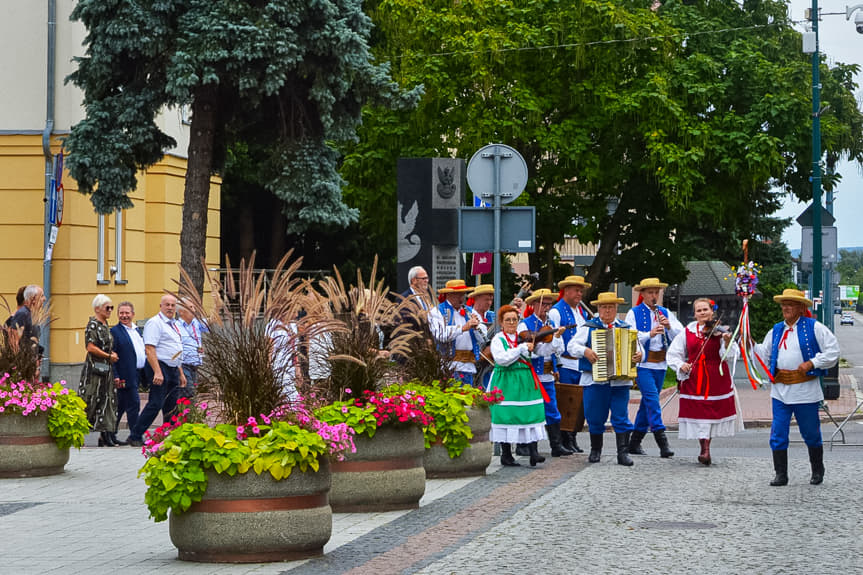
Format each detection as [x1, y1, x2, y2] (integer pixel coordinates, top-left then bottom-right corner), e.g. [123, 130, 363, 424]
[115, 369, 141, 434]
[770, 399, 822, 450]
[129, 361, 180, 441]
[181, 365, 199, 399]
[584, 384, 633, 435]
[633, 367, 666, 432]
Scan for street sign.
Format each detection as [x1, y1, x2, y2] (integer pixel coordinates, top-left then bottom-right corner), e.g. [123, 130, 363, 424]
[466, 144, 528, 205]
[458, 207, 536, 253]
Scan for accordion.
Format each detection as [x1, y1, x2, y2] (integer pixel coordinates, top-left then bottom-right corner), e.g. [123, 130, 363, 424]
[591, 327, 638, 382]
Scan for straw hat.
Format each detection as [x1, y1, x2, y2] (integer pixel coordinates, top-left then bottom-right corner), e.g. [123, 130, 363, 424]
[591, 292, 625, 306]
[633, 277, 668, 291]
[773, 288, 812, 307]
[558, 275, 592, 289]
[437, 279, 471, 294]
[525, 288, 556, 305]
[468, 284, 495, 298]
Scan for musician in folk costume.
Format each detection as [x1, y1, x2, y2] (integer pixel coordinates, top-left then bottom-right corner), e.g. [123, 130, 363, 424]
[754, 289, 839, 486]
[518, 289, 571, 457]
[568, 292, 643, 466]
[433, 279, 487, 387]
[467, 284, 496, 389]
[666, 298, 739, 466]
[624, 277, 683, 458]
[547, 275, 594, 453]
[489, 304, 548, 467]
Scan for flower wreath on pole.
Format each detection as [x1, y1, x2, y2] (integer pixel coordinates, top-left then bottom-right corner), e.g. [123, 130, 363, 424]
[722, 240, 773, 388]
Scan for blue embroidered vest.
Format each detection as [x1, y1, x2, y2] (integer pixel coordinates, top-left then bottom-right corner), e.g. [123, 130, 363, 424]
[633, 304, 670, 349]
[441, 302, 480, 361]
[577, 318, 631, 373]
[552, 300, 590, 357]
[769, 317, 827, 378]
[522, 314, 556, 375]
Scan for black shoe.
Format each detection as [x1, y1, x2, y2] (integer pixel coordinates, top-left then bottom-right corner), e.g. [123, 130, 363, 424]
[515, 443, 530, 457]
[654, 430, 674, 458]
[110, 433, 127, 446]
[528, 442, 545, 466]
[547, 423, 573, 457]
[616, 433, 633, 466]
[98, 431, 118, 447]
[628, 430, 647, 455]
[569, 432, 584, 453]
[808, 446, 824, 485]
[500, 443, 521, 467]
[770, 449, 788, 486]
[127, 438, 144, 448]
[588, 434, 603, 463]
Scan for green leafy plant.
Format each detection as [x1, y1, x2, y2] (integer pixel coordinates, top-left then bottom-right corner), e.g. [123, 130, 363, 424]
[139, 420, 334, 522]
[46, 383, 90, 449]
[390, 382, 503, 459]
[314, 388, 434, 440]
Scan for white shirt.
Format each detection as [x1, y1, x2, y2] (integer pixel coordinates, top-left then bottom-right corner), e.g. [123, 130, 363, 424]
[666, 322, 738, 381]
[123, 323, 147, 370]
[755, 317, 840, 405]
[547, 302, 590, 371]
[142, 312, 183, 367]
[568, 320, 644, 387]
[624, 305, 684, 371]
[518, 316, 564, 382]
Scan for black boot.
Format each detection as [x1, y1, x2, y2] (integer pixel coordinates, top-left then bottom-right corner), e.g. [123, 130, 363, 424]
[493, 442, 501, 456]
[547, 424, 573, 457]
[110, 433, 127, 446]
[616, 433, 634, 466]
[770, 449, 788, 486]
[98, 431, 117, 447]
[569, 432, 584, 453]
[628, 430, 647, 455]
[808, 446, 825, 485]
[588, 434, 603, 463]
[515, 443, 530, 456]
[528, 442, 545, 466]
[654, 430, 674, 458]
[500, 443, 521, 467]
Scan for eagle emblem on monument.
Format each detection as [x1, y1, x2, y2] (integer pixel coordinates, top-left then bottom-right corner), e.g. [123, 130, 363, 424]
[397, 200, 421, 262]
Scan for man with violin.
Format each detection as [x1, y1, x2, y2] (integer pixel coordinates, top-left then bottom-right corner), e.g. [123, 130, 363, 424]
[434, 279, 486, 387]
[755, 289, 839, 486]
[624, 277, 683, 458]
[548, 275, 594, 454]
[518, 289, 571, 457]
[466, 284, 496, 389]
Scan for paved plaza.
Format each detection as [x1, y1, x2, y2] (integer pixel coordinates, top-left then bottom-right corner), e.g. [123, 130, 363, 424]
[3, 318, 863, 574]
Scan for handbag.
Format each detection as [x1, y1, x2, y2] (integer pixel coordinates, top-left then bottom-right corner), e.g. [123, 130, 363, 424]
[91, 359, 111, 375]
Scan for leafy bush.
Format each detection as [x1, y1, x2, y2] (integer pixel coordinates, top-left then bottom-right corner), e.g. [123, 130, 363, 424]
[315, 388, 434, 439]
[0, 376, 89, 449]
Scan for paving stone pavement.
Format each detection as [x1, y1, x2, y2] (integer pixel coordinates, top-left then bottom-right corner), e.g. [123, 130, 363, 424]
[4, 425, 863, 574]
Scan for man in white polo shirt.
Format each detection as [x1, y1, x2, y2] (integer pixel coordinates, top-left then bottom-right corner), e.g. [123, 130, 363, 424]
[127, 294, 186, 447]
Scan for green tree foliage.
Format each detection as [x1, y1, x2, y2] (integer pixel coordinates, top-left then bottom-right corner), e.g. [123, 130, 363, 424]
[340, 0, 863, 291]
[65, 0, 419, 292]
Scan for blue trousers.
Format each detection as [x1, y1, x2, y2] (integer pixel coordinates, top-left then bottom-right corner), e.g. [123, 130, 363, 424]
[584, 384, 633, 434]
[454, 371, 474, 387]
[130, 361, 180, 441]
[633, 367, 666, 432]
[181, 365, 199, 399]
[540, 379, 561, 424]
[558, 367, 581, 385]
[115, 370, 140, 434]
[770, 398, 822, 450]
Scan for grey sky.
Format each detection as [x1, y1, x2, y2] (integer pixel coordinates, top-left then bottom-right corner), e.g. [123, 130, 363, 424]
[777, 0, 863, 250]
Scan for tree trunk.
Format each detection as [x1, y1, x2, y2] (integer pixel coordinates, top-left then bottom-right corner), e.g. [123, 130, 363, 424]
[585, 196, 627, 294]
[180, 85, 219, 294]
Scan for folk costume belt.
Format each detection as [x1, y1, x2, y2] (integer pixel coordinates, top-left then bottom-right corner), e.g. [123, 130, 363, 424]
[543, 361, 554, 373]
[453, 350, 476, 363]
[773, 369, 812, 385]
[646, 350, 667, 363]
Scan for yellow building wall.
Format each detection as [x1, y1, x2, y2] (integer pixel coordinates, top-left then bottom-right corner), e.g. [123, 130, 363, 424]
[0, 134, 220, 368]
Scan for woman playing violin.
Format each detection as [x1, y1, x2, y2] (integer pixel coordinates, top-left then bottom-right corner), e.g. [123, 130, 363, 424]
[666, 298, 740, 465]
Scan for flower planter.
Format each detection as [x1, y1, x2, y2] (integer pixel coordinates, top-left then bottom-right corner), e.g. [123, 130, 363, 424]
[423, 406, 492, 479]
[0, 414, 69, 478]
[329, 424, 425, 512]
[169, 459, 332, 563]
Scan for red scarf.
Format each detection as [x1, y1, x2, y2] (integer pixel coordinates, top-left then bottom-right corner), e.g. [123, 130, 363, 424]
[503, 332, 551, 403]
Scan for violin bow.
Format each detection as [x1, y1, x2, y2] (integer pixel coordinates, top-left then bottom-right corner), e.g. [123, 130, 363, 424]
[689, 312, 726, 368]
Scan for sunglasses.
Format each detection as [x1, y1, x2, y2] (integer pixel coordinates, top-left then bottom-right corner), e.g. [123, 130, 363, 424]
[105, 306, 114, 311]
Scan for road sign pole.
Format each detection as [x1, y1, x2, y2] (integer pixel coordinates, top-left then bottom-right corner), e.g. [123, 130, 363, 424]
[493, 147, 502, 313]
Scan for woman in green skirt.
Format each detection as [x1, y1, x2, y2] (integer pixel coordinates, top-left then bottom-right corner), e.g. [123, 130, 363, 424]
[489, 304, 548, 467]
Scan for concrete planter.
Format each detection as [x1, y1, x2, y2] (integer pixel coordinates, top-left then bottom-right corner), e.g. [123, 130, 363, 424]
[329, 424, 425, 512]
[169, 459, 332, 563]
[0, 413, 69, 478]
[423, 406, 492, 479]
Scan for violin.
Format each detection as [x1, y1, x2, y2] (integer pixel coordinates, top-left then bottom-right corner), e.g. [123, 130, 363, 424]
[701, 318, 730, 337]
[518, 323, 579, 344]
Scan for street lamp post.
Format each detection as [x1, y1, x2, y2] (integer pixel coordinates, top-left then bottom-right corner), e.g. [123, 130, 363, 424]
[810, 0, 824, 323]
